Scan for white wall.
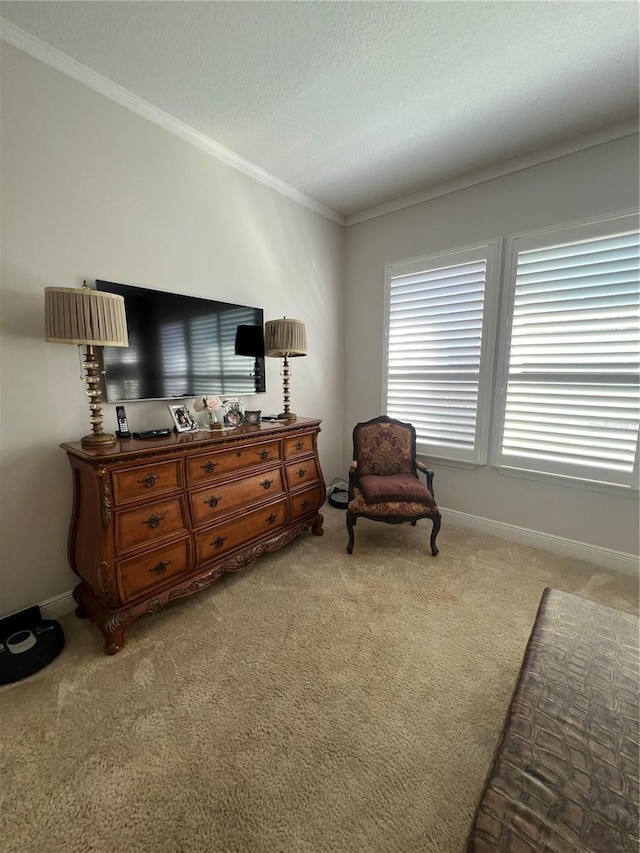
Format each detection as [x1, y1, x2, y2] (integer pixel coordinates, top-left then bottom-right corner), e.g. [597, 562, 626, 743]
[344, 135, 640, 556]
[2, 46, 637, 621]
[0, 45, 345, 618]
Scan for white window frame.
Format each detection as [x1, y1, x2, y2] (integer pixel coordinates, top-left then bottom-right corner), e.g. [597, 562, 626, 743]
[491, 211, 640, 492]
[382, 240, 501, 465]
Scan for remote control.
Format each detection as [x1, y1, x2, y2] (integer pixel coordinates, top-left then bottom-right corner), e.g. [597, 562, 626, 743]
[134, 429, 172, 440]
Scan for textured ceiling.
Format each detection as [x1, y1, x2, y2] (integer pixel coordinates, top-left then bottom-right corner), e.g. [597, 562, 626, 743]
[1, 1, 638, 219]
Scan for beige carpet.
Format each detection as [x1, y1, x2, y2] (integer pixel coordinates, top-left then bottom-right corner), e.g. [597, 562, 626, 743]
[1, 508, 638, 853]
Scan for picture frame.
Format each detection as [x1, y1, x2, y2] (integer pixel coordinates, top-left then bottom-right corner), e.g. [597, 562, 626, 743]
[243, 410, 261, 426]
[224, 409, 244, 427]
[223, 399, 244, 427]
[168, 404, 198, 432]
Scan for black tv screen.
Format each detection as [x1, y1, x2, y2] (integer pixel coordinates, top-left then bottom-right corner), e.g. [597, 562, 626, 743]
[96, 280, 266, 402]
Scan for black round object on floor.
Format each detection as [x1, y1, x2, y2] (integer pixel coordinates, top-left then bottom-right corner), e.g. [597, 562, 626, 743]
[0, 618, 65, 685]
[328, 488, 348, 509]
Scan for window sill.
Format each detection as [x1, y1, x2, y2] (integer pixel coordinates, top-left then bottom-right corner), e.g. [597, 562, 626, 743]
[417, 453, 478, 471]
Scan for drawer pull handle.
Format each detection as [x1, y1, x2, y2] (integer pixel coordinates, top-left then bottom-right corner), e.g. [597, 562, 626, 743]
[266, 513, 278, 525]
[297, 468, 307, 478]
[302, 499, 310, 509]
[150, 560, 171, 575]
[295, 441, 304, 450]
[142, 514, 165, 529]
[201, 461, 218, 473]
[137, 474, 159, 488]
[236, 451, 242, 458]
[258, 450, 270, 460]
[212, 536, 227, 549]
[205, 495, 222, 507]
[260, 479, 272, 490]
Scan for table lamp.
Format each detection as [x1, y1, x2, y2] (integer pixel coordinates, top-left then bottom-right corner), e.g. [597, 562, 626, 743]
[264, 318, 307, 422]
[45, 284, 129, 446]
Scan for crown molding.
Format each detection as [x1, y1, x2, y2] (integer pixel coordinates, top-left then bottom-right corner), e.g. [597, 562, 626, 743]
[346, 119, 640, 226]
[4, 17, 636, 231]
[1, 19, 346, 226]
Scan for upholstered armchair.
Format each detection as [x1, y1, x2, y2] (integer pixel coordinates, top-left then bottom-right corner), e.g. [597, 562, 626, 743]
[346, 416, 441, 556]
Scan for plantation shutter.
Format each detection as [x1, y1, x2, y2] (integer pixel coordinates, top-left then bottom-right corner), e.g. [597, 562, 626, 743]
[497, 221, 640, 487]
[385, 243, 498, 463]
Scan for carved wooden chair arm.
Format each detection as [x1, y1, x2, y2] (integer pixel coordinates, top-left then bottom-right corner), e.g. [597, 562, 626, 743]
[416, 459, 436, 499]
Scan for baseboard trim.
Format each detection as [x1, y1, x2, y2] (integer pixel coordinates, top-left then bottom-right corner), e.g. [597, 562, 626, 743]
[40, 591, 76, 620]
[441, 506, 639, 575]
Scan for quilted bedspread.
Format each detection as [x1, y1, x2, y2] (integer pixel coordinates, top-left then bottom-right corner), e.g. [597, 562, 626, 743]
[466, 587, 639, 852]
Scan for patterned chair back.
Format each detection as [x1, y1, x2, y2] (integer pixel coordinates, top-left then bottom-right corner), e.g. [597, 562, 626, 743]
[353, 417, 417, 477]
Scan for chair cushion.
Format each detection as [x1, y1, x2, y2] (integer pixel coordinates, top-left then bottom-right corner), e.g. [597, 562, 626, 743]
[348, 487, 437, 517]
[358, 474, 435, 506]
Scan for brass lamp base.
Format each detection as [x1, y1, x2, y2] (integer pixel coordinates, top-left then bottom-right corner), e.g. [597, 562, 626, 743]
[277, 353, 299, 423]
[81, 431, 117, 447]
[81, 344, 117, 447]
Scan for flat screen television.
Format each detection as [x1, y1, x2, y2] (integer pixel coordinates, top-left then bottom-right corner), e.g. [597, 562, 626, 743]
[96, 280, 266, 402]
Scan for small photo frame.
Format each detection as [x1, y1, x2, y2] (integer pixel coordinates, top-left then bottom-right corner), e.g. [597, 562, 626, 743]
[224, 409, 244, 427]
[168, 404, 198, 432]
[243, 410, 261, 426]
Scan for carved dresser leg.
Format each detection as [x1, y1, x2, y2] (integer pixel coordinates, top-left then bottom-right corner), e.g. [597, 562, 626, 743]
[99, 611, 132, 655]
[311, 512, 324, 536]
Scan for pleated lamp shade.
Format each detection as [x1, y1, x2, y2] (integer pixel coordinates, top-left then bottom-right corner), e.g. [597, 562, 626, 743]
[45, 286, 128, 347]
[264, 319, 307, 357]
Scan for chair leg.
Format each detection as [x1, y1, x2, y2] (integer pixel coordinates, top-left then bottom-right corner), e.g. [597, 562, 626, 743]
[430, 513, 441, 557]
[346, 512, 356, 554]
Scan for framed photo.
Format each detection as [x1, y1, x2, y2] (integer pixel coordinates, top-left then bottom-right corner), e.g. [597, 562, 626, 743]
[223, 399, 243, 426]
[243, 410, 261, 426]
[224, 409, 244, 427]
[168, 404, 198, 432]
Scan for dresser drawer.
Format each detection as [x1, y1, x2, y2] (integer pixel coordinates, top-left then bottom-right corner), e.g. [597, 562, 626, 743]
[285, 457, 321, 491]
[290, 484, 325, 522]
[195, 497, 287, 564]
[284, 431, 316, 459]
[187, 440, 281, 485]
[117, 538, 192, 602]
[190, 465, 285, 527]
[115, 497, 188, 553]
[112, 459, 181, 505]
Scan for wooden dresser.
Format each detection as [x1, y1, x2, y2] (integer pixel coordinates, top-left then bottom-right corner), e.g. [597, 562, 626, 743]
[61, 418, 325, 653]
